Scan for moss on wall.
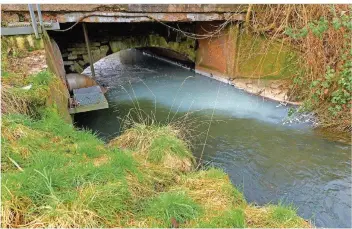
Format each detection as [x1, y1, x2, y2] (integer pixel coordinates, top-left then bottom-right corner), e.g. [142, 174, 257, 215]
[2, 34, 44, 52]
[236, 32, 298, 79]
[109, 35, 196, 62]
[46, 78, 72, 124]
[195, 22, 298, 80]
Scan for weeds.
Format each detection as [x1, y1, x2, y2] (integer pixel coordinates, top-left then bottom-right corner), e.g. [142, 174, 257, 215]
[1, 70, 54, 117]
[246, 4, 351, 132]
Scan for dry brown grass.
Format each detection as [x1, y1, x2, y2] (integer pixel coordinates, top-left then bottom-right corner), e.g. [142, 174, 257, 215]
[169, 168, 246, 227]
[1, 195, 33, 228]
[248, 5, 347, 83]
[109, 124, 181, 151]
[93, 154, 110, 167]
[162, 154, 193, 172]
[176, 169, 246, 210]
[246, 4, 351, 131]
[1, 85, 32, 116]
[109, 123, 195, 172]
[245, 205, 311, 228]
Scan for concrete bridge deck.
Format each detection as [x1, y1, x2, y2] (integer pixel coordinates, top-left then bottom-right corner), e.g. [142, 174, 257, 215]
[2, 4, 246, 23]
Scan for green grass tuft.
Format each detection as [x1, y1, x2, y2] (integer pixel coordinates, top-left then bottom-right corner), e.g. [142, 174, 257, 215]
[142, 191, 202, 227]
[197, 208, 246, 228]
[269, 202, 304, 226]
[149, 134, 191, 163]
[84, 182, 131, 221]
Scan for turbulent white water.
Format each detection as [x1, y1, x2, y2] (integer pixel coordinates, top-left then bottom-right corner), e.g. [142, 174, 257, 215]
[84, 49, 298, 125]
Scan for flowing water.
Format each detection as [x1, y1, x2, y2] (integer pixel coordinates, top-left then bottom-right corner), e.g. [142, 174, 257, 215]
[75, 49, 351, 228]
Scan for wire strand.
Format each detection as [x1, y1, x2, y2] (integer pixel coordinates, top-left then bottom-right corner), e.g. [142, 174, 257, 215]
[52, 9, 243, 40]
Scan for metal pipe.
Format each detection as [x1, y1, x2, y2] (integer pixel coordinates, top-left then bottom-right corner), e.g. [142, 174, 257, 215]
[66, 73, 98, 91]
[82, 23, 95, 77]
[36, 4, 44, 27]
[28, 4, 39, 38]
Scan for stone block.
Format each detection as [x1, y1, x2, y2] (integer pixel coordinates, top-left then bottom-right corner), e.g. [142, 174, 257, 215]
[78, 60, 86, 67]
[100, 45, 109, 56]
[63, 61, 74, 65]
[90, 42, 101, 47]
[8, 35, 43, 51]
[71, 49, 87, 55]
[68, 47, 99, 55]
[67, 42, 100, 48]
[73, 62, 84, 73]
[83, 49, 102, 63]
[109, 40, 128, 53]
[68, 54, 78, 60]
[15, 36, 26, 49]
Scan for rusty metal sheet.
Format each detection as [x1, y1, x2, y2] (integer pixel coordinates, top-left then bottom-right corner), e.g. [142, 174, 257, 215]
[42, 31, 67, 85]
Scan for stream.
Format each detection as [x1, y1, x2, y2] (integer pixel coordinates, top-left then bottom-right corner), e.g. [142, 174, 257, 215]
[75, 49, 351, 228]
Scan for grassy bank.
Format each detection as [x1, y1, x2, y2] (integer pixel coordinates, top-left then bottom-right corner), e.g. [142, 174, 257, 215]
[1, 36, 311, 227]
[1, 108, 311, 228]
[2, 70, 53, 117]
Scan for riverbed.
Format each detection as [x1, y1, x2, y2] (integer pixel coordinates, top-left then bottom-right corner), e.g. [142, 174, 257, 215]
[75, 49, 351, 228]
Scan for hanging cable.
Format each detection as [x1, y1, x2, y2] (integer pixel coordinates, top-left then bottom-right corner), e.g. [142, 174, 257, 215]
[52, 8, 244, 40]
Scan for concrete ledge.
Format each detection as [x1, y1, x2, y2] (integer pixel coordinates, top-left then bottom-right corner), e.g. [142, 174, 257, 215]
[2, 4, 248, 13]
[195, 66, 301, 106]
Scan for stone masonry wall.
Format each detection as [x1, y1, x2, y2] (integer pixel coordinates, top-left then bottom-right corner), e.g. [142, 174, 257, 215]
[62, 34, 196, 73]
[51, 22, 197, 74]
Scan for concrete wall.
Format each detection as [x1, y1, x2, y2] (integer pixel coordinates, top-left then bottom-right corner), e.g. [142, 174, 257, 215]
[195, 22, 297, 80]
[195, 22, 238, 77]
[235, 32, 297, 79]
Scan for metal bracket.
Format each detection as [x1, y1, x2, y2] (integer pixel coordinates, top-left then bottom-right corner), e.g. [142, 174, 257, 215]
[28, 4, 39, 38]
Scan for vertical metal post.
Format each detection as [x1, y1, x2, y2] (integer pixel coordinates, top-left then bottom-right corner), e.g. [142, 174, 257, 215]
[82, 23, 95, 77]
[36, 4, 43, 27]
[28, 4, 39, 38]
